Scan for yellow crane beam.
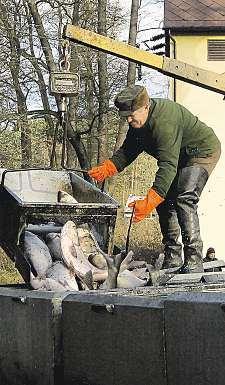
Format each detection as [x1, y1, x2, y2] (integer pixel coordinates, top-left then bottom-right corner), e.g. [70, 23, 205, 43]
[64, 25, 225, 95]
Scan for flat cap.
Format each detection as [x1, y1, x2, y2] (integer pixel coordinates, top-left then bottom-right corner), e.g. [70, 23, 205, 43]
[114, 85, 150, 116]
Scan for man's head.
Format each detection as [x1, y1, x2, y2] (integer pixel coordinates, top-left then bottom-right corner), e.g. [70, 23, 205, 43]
[206, 247, 215, 260]
[114, 85, 150, 128]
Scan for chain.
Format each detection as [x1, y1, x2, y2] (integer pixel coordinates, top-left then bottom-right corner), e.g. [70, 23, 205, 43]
[59, 39, 71, 72]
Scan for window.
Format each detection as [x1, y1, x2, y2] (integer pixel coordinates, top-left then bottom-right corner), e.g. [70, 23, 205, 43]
[208, 40, 225, 61]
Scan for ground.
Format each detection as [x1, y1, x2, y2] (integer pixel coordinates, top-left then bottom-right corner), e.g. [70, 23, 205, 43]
[0, 248, 23, 284]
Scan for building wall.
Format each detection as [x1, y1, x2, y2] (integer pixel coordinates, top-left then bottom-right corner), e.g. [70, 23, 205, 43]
[170, 34, 225, 259]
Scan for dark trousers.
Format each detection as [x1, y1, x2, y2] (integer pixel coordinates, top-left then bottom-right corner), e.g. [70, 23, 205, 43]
[156, 147, 221, 269]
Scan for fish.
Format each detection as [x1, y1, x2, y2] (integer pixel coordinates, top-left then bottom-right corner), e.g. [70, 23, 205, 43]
[23, 231, 52, 277]
[60, 221, 91, 275]
[30, 272, 71, 292]
[46, 261, 79, 291]
[30, 272, 45, 290]
[154, 253, 165, 270]
[117, 269, 148, 288]
[46, 232, 63, 261]
[96, 245, 149, 289]
[130, 267, 149, 280]
[77, 226, 107, 269]
[26, 223, 62, 235]
[126, 260, 147, 270]
[97, 250, 127, 289]
[88, 253, 107, 270]
[60, 221, 105, 284]
[120, 250, 134, 272]
[57, 190, 78, 204]
[60, 221, 149, 290]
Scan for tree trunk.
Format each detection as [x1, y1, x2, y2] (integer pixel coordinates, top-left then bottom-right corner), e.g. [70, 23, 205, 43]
[24, 4, 55, 158]
[27, 0, 92, 179]
[0, 0, 31, 167]
[26, 0, 57, 72]
[97, 0, 109, 163]
[67, 0, 80, 168]
[114, 0, 140, 152]
[127, 0, 139, 86]
[66, 1, 93, 182]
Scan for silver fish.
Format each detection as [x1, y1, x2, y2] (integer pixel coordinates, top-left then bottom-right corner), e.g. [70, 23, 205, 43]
[24, 231, 52, 277]
[60, 221, 104, 282]
[98, 250, 127, 289]
[120, 250, 134, 272]
[46, 232, 62, 261]
[46, 261, 79, 291]
[96, 245, 148, 289]
[61, 221, 90, 275]
[77, 227, 107, 269]
[117, 269, 147, 288]
[58, 190, 78, 204]
[131, 267, 149, 280]
[30, 272, 70, 292]
[127, 260, 147, 270]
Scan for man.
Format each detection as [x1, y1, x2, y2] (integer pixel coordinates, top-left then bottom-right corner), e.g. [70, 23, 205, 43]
[203, 247, 222, 272]
[88, 85, 221, 273]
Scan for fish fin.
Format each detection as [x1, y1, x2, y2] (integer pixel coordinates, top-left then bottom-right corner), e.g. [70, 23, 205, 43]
[154, 253, 165, 270]
[146, 263, 155, 272]
[120, 250, 134, 270]
[68, 264, 76, 276]
[82, 270, 94, 290]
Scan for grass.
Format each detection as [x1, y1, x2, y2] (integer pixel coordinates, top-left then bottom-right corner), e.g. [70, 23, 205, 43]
[0, 248, 23, 284]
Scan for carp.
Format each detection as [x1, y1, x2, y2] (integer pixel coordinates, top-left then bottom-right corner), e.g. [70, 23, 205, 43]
[58, 190, 78, 204]
[77, 226, 107, 270]
[60, 221, 91, 275]
[30, 272, 72, 292]
[46, 232, 62, 261]
[120, 250, 134, 272]
[24, 231, 52, 277]
[97, 249, 127, 289]
[131, 267, 149, 280]
[46, 261, 79, 291]
[96, 247, 148, 289]
[60, 221, 106, 284]
[117, 270, 148, 288]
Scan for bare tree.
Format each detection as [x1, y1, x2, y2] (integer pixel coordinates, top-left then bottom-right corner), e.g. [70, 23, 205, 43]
[97, 0, 109, 163]
[0, 0, 32, 167]
[114, 0, 140, 152]
[0, 0, 127, 171]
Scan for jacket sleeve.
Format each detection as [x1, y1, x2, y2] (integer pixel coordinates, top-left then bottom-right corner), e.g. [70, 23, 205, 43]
[110, 127, 143, 172]
[152, 120, 183, 198]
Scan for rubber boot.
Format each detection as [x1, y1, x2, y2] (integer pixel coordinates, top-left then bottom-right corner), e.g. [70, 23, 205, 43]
[175, 165, 209, 273]
[157, 199, 183, 269]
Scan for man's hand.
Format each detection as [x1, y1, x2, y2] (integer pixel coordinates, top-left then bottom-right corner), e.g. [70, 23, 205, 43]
[128, 188, 164, 223]
[88, 160, 118, 182]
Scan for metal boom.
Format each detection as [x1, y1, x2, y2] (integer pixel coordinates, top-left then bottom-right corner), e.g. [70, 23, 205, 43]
[64, 25, 225, 95]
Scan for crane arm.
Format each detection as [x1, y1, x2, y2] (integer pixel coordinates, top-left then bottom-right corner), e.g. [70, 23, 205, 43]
[64, 24, 225, 95]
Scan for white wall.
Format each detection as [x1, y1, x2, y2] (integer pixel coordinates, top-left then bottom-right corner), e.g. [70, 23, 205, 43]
[171, 35, 225, 259]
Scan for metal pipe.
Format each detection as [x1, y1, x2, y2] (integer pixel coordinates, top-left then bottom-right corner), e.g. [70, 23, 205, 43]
[169, 34, 177, 102]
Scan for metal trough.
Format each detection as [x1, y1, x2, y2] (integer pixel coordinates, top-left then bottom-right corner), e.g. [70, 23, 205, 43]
[0, 169, 119, 282]
[1, 284, 225, 385]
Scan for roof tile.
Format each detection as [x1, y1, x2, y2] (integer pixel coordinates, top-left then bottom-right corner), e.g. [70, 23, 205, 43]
[165, 0, 225, 28]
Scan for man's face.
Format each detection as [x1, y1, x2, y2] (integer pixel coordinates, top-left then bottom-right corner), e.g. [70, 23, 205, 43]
[126, 104, 149, 128]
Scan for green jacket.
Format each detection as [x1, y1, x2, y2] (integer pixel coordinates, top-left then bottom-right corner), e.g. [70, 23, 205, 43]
[111, 98, 220, 198]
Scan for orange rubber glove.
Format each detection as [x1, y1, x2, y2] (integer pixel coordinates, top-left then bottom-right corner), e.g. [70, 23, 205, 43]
[88, 159, 118, 182]
[128, 188, 164, 223]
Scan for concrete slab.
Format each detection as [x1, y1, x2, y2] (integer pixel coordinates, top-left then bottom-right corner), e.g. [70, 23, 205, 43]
[166, 273, 203, 285]
[202, 272, 225, 283]
[164, 291, 225, 385]
[62, 292, 166, 385]
[0, 286, 67, 385]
